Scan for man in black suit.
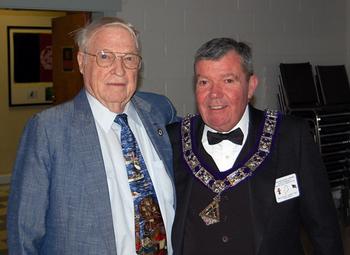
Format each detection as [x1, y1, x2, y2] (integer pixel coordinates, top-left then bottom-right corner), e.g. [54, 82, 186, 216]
[167, 38, 343, 255]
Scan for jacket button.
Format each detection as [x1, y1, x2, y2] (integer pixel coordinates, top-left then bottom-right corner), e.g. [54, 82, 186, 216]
[157, 128, 163, 136]
[222, 235, 229, 243]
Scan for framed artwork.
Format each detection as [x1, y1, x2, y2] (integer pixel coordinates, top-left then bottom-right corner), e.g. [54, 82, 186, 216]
[7, 26, 53, 106]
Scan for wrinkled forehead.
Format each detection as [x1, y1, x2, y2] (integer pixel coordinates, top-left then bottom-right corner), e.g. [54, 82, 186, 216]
[87, 23, 139, 51]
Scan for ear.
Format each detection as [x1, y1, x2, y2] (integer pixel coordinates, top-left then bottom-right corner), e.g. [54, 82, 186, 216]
[77, 51, 85, 74]
[247, 74, 258, 100]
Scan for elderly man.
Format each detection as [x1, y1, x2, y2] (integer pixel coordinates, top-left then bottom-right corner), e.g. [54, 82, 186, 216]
[8, 17, 178, 254]
[167, 38, 343, 255]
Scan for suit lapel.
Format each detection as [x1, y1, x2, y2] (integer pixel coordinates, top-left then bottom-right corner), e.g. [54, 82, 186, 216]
[131, 94, 174, 179]
[246, 107, 279, 254]
[72, 90, 117, 254]
[172, 116, 203, 254]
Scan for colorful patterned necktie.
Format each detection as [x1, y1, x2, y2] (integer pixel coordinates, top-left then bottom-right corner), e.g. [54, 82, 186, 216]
[115, 114, 167, 255]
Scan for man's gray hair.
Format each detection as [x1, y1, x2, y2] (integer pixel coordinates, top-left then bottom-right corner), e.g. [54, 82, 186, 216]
[74, 16, 140, 52]
[194, 37, 253, 78]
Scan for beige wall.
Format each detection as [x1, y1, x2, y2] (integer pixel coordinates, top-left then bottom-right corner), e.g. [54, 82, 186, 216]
[1, 1, 348, 179]
[0, 10, 65, 176]
[117, 0, 347, 115]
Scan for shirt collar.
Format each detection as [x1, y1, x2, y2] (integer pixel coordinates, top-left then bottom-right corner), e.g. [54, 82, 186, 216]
[202, 105, 250, 145]
[86, 91, 141, 132]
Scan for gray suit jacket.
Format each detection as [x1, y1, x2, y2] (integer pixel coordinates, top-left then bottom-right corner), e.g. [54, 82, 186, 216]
[7, 89, 178, 254]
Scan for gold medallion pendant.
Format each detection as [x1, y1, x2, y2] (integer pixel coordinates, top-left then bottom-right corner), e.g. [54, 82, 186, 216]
[199, 194, 221, 225]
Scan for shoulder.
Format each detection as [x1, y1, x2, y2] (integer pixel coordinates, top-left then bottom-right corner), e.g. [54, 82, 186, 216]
[166, 120, 182, 137]
[250, 106, 309, 130]
[166, 114, 200, 143]
[266, 111, 315, 145]
[134, 91, 172, 106]
[26, 91, 88, 132]
[33, 98, 75, 125]
[133, 91, 179, 124]
[278, 112, 311, 131]
[249, 106, 312, 142]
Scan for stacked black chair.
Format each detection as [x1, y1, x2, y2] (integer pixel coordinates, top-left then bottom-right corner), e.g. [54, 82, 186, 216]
[278, 62, 320, 142]
[315, 65, 350, 106]
[278, 63, 350, 223]
[279, 62, 321, 111]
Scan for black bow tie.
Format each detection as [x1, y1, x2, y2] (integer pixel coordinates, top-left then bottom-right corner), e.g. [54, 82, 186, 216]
[207, 128, 244, 145]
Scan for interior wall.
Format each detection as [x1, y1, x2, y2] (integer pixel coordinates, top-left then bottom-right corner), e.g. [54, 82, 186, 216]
[117, 0, 347, 115]
[0, 1, 348, 179]
[0, 0, 120, 12]
[0, 10, 65, 177]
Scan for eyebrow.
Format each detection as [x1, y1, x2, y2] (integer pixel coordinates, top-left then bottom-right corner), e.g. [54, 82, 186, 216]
[222, 73, 240, 81]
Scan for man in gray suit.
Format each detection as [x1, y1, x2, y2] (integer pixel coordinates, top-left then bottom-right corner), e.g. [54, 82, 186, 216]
[8, 17, 178, 254]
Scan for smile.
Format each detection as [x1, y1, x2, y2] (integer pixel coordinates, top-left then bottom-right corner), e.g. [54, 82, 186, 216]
[209, 105, 226, 110]
[107, 82, 126, 86]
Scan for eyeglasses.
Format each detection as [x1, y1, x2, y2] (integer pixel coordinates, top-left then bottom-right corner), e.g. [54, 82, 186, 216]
[83, 50, 142, 69]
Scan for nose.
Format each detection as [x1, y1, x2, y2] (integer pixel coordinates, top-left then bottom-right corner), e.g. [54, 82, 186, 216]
[110, 56, 126, 76]
[209, 83, 223, 98]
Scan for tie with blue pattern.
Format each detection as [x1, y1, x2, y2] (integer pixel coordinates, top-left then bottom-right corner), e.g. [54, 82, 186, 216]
[115, 114, 167, 255]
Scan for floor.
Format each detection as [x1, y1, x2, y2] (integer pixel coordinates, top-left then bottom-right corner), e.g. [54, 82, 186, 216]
[343, 226, 350, 254]
[0, 184, 349, 255]
[0, 185, 8, 255]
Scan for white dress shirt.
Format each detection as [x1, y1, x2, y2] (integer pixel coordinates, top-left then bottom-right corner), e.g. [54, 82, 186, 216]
[202, 106, 249, 172]
[86, 92, 174, 255]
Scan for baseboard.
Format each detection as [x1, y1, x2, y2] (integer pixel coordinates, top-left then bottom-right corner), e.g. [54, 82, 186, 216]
[0, 175, 11, 184]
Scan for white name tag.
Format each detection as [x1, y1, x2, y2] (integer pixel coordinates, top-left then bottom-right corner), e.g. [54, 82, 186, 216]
[274, 173, 300, 203]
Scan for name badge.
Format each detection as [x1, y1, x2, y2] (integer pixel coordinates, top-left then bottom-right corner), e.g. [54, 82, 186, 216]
[274, 173, 300, 203]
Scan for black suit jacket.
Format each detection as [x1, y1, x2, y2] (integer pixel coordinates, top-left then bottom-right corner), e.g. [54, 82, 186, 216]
[167, 106, 343, 255]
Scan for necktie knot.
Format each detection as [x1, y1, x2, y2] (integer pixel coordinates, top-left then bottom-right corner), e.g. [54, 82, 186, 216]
[207, 128, 244, 145]
[115, 113, 128, 127]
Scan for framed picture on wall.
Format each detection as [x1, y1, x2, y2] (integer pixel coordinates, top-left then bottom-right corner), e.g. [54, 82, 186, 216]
[7, 26, 53, 106]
